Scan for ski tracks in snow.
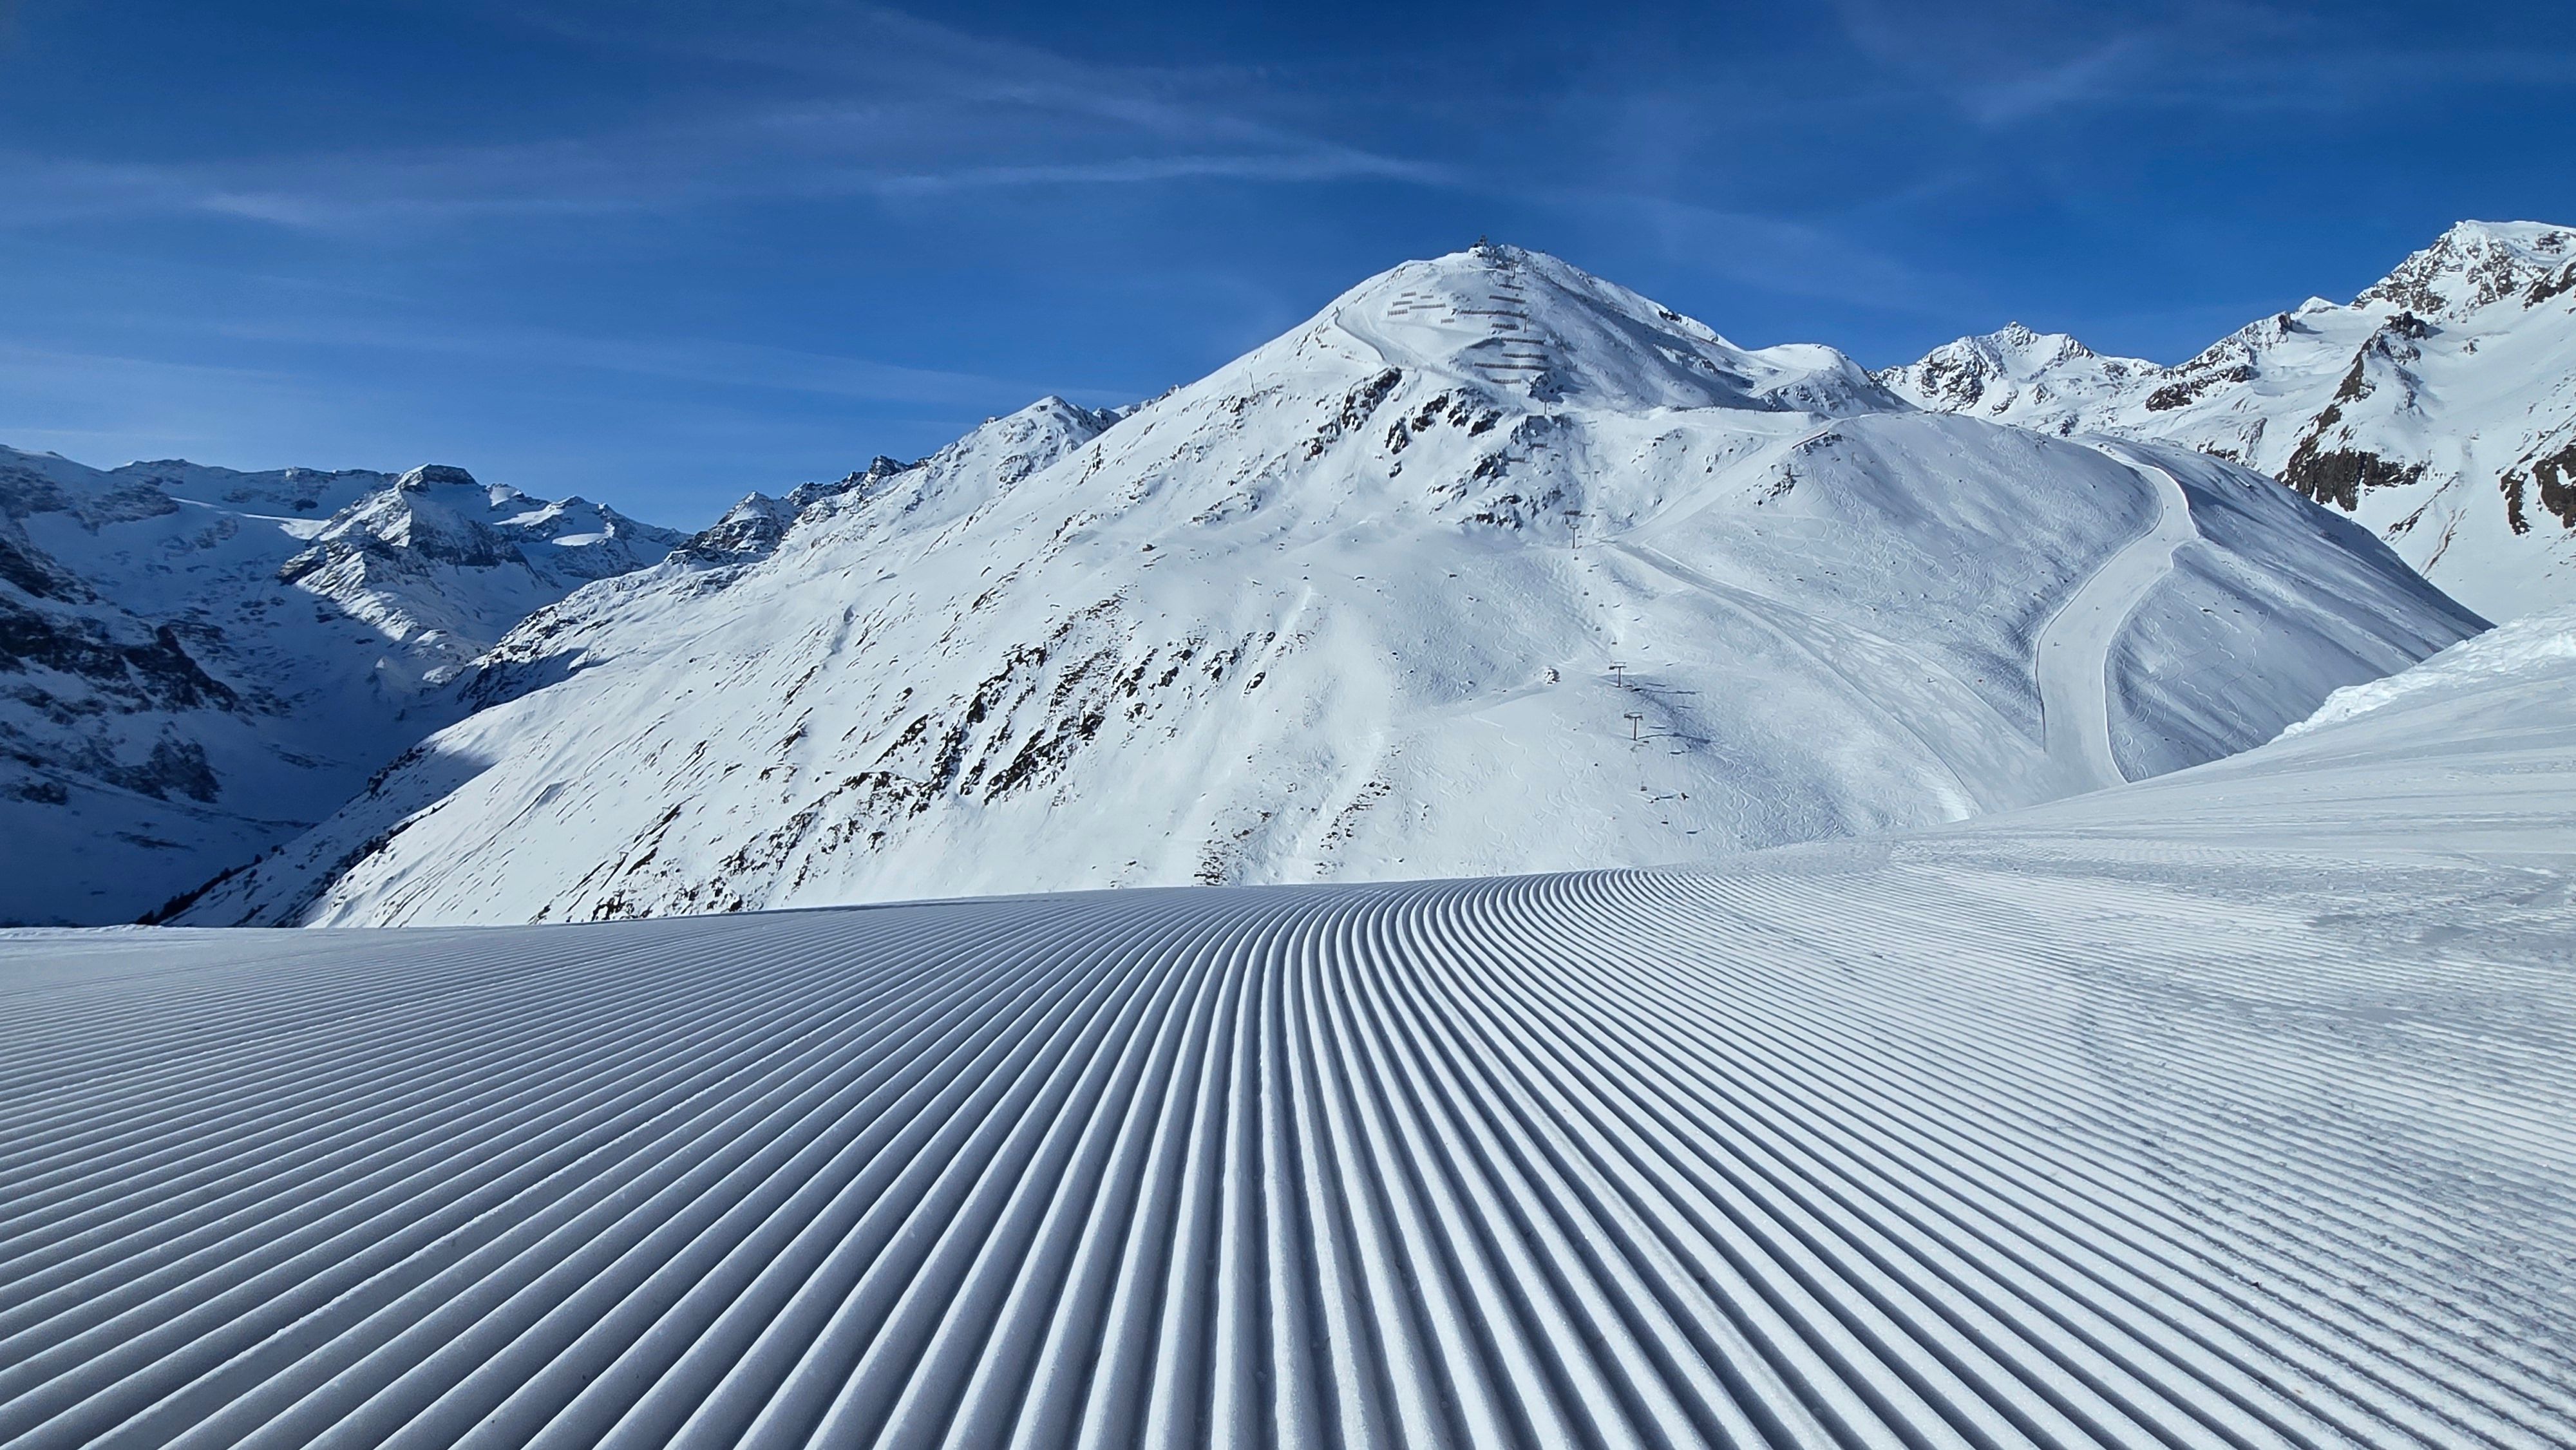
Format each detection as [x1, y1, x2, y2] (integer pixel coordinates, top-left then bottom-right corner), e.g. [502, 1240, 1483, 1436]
[1604, 540, 1990, 811]
[0, 855, 2568, 1449]
[2034, 449, 2197, 794]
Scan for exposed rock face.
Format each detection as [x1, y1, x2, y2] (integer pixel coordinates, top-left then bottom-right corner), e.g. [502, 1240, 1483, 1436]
[2505, 442, 2576, 534]
[2281, 445, 2426, 513]
[1882, 221, 2576, 619]
[0, 605, 235, 715]
[396, 463, 479, 490]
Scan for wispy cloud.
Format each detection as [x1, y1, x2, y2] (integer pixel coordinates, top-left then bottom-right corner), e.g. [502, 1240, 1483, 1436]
[0, 6, 1441, 234]
[1544, 193, 1946, 319]
[1829, 0, 2574, 126]
[0, 126, 1438, 232]
[1955, 37, 2152, 126]
[189, 312, 1126, 412]
[867, 151, 1448, 196]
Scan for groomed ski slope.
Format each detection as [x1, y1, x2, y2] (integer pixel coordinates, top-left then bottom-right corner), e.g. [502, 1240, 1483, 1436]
[2031, 449, 2198, 793]
[3, 619, 2571, 1449]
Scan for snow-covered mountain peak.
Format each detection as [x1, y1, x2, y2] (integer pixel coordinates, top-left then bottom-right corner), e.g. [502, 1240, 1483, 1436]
[628, 258, 1911, 608]
[2354, 218, 2574, 321]
[925, 395, 1124, 487]
[1980, 320, 2103, 364]
[279, 467, 684, 621]
[1876, 323, 2158, 419]
[1290, 243, 1895, 416]
[178, 236, 2482, 928]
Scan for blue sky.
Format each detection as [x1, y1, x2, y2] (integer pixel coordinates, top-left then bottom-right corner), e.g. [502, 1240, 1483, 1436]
[1, 0, 2567, 523]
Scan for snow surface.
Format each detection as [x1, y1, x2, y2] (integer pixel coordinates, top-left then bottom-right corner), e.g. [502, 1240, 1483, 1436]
[2287, 602, 2576, 737]
[172, 245, 2481, 927]
[2027, 447, 2197, 793]
[3, 610, 2570, 1447]
[1882, 220, 2576, 620]
[0, 447, 684, 925]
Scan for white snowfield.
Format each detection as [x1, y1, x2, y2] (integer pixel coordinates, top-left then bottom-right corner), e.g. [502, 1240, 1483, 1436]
[1882, 221, 2576, 621]
[3, 612, 2570, 1448]
[171, 245, 2480, 928]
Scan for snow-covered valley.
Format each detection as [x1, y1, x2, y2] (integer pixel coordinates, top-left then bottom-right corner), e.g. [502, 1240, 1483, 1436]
[3, 601, 2568, 1448]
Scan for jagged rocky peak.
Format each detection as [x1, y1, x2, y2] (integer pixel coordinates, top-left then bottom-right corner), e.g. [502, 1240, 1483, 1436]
[1875, 322, 2158, 421]
[1883, 218, 2576, 619]
[1312, 241, 1896, 415]
[395, 463, 480, 491]
[1983, 321, 2101, 363]
[274, 456, 687, 617]
[677, 460, 910, 568]
[1888, 322, 2101, 390]
[2355, 220, 2575, 320]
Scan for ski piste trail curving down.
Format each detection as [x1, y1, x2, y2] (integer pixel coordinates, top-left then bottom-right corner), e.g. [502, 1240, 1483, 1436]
[2033, 446, 2198, 793]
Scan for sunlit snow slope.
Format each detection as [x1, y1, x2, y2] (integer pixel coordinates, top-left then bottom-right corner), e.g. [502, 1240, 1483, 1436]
[174, 245, 2481, 927]
[4, 612, 2570, 1448]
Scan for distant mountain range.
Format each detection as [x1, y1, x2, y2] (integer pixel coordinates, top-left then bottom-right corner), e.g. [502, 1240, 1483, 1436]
[0, 449, 681, 923]
[1880, 220, 2576, 620]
